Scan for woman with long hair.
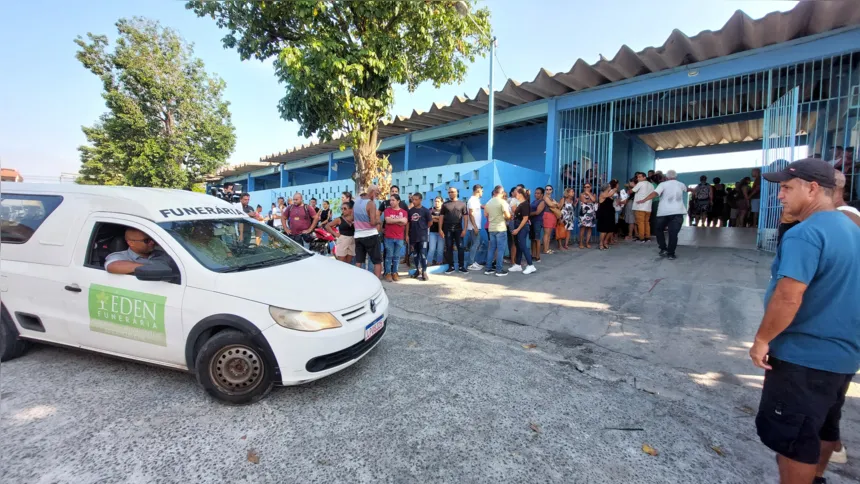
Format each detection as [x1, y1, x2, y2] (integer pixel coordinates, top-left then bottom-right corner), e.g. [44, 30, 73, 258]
[559, 188, 576, 250]
[326, 200, 355, 263]
[319, 200, 332, 226]
[510, 187, 537, 274]
[596, 181, 619, 250]
[542, 185, 560, 254]
[529, 187, 546, 262]
[427, 196, 445, 265]
[578, 183, 597, 248]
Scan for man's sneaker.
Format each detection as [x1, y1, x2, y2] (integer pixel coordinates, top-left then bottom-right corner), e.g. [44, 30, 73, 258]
[509, 265, 523, 272]
[420, 272, 429, 281]
[523, 265, 537, 275]
[496, 270, 509, 277]
[830, 444, 847, 464]
[468, 263, 483, 271]
[411, 270, 420, 279]
[659, 249, 667, 257]
[458, 267, 469, 274]
[484, 268, 496, 275]
[445, 266, 455, 274]
[384, 274, 393, 282]
[667, 254, 677, 260]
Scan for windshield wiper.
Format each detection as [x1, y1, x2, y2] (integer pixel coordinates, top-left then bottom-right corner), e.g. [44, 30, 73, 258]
[218, 253, 310, 273]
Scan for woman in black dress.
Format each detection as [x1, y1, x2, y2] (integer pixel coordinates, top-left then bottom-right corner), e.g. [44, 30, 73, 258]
[596, 181, 619, 250]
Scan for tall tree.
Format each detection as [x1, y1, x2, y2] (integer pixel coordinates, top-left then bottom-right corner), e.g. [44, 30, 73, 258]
[75, 17, 236, 189]
[187, 0, 490, 193]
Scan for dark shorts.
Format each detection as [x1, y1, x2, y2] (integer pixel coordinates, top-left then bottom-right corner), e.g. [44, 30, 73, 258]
[529, 222, 543, 241]
[354, 235, 383, 265]
[755, 357, 854, 464]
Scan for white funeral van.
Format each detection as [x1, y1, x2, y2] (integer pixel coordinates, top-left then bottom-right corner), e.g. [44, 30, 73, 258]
[0, 183, 388, 404]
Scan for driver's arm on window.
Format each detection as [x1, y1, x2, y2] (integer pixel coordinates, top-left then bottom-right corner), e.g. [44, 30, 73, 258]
[105, 260, 142, 275]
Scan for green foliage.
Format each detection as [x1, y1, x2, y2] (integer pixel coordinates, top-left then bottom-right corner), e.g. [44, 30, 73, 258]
[186, 0, 490, 190]
[75, 17, 236, 189]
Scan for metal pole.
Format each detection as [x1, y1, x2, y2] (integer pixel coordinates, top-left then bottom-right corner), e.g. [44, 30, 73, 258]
[488, 36, 495, 162]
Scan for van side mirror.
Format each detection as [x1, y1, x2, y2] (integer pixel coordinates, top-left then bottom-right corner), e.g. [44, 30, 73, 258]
[134, 262, 179, 283]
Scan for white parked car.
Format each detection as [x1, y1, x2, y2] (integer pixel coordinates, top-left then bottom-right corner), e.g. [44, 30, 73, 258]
[0, 183, 388, 404]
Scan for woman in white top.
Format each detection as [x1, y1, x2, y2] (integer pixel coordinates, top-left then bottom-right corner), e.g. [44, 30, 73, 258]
[272, 199, 286, 232]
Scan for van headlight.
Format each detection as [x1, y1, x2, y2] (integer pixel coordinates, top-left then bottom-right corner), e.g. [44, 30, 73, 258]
[268, 306, 342, 331]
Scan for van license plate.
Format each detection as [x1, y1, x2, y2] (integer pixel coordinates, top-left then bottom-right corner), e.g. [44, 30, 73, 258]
[364, 318, 385, 341]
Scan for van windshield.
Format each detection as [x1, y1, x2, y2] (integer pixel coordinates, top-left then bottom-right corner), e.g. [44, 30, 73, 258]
[159, 219, 311, 272]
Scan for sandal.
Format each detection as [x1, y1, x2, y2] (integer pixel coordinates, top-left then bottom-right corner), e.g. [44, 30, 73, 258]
[545, 249, 555, 255]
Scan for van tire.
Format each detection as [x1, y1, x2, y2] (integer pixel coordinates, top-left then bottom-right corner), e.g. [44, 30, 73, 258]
[0, 306, 31, 362]
[195, 329, 274, 405]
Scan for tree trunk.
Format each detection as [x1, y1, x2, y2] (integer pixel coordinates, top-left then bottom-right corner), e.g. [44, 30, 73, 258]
[351, 127, 390, 196]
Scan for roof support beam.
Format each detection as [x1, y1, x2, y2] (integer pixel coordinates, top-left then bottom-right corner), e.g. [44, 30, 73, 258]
[654, 140, 764, 159]
[415, 140, 460, 156]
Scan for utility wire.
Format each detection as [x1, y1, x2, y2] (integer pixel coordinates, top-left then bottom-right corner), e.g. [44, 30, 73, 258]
[493, 48, 510, 85]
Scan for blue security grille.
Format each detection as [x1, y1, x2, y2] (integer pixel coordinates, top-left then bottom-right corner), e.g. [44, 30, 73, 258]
[558, 103, 614, 195]
[758, 86, 800, 253]
[553, 51, 860, 249]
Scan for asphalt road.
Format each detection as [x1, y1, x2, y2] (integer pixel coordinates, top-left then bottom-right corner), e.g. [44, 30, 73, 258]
[1, 245, 858, 483]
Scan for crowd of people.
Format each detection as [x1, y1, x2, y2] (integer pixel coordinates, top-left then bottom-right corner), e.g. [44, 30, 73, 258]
[225, 149, 858, 281]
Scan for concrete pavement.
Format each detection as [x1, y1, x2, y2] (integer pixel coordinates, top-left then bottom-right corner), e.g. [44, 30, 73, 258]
[1, 240, 857, 483]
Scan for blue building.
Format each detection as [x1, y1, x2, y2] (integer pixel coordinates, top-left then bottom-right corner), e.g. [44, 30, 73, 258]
[210, 2, 860, 251]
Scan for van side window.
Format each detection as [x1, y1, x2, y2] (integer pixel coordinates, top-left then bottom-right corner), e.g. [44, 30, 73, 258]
[0, 194, 63, 244]
[86, 223, 176, 280]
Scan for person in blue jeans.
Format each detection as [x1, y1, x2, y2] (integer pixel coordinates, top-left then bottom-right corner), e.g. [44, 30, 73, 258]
[483, 185, 512, 276]
[427, 196, 444, 265]
[465, 184, 484, 270]
[382, 194, 408, 281]
[510, 187, 537, 274]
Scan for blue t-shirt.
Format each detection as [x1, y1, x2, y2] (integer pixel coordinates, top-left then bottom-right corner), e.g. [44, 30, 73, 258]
[764, 211, 860, 374]
[530, 199, 544, 227]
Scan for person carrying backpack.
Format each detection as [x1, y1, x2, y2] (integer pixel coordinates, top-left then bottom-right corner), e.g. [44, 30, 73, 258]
[281, 193, 319, 245]
[690, 175, 713, 226]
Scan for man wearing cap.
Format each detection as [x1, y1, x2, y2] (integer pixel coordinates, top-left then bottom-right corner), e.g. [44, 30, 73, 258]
[750, 158, 860, 484]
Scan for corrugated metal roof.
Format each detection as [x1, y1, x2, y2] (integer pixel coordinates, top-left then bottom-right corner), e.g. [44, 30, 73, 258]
[213, 161, 273, 179]
[258, 0, 860, 166]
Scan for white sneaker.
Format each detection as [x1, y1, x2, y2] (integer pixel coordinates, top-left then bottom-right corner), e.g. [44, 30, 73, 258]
[509, 265, 523, 272]
[523, 265, 537, 275]
[830, 445, 848, 464]
[468, 263, 483, 271]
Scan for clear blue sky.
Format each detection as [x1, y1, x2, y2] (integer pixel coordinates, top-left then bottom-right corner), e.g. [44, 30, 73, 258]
[0, 0, 797, 180]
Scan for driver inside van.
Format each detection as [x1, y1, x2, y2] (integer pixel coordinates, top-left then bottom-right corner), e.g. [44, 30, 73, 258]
[105, 228, 172, 275]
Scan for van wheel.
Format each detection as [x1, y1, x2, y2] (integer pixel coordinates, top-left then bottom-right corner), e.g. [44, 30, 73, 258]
[195, 330, 274, 405]
[0, 307, 31, 362]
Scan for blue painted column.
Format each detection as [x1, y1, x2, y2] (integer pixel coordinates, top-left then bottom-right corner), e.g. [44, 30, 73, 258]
[246, 173, 255, 192]
[403, 134, 413, 171]
[544, 98, 559, 187]
[280, 164, 289, 187]
[327, 153, 334, 181]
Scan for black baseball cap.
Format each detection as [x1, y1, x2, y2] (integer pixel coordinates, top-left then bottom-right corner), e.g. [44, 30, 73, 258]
[762, 158, 836, 188]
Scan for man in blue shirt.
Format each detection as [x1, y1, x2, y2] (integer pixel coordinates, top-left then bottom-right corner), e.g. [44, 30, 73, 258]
[751, 158, 860, 484]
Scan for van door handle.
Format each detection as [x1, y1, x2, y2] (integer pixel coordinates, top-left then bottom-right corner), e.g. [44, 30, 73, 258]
[64, 284, 82, 293]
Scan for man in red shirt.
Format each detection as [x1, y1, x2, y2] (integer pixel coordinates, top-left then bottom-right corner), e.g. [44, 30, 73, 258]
[281, 193, 319, 246]
[382, 193, 408, 281]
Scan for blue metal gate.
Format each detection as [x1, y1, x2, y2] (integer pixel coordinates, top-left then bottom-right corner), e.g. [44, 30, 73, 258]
[758, 85, 799, 252]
